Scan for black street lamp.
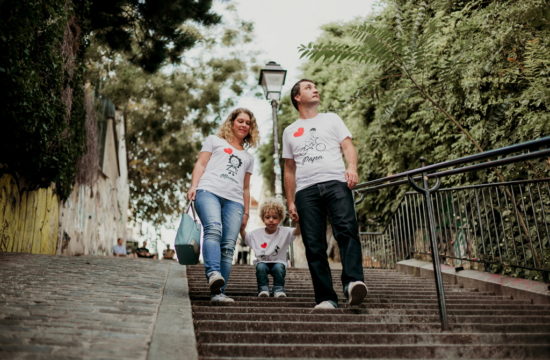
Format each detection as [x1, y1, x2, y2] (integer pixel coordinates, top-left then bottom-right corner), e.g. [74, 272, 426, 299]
[258, 61, 287, 200]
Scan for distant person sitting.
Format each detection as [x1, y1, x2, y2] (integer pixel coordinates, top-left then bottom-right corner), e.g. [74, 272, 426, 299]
[112, 238, 127, 257]
[136, 241, 157, 259]
[163, 244, 176, 260]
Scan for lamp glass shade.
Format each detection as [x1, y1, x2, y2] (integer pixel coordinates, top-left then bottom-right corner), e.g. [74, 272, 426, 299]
[261, 71, 285, 94]
[258, 61, 287, 100]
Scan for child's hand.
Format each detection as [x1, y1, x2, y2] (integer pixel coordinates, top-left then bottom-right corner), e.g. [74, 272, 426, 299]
[288, 202, 299, 222]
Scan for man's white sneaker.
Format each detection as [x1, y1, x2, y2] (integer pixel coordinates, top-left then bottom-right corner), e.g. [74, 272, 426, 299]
[274, 291, 287, 298]
[207, 271, 225, 294]
[348, 281, 368, 306]
[258, 291, 270, 297]
[313, 300, 337, 309]
[211, 293, 235, 303]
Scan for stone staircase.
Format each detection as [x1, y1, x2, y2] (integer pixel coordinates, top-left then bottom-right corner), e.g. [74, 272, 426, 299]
[187, 264, 550, 359]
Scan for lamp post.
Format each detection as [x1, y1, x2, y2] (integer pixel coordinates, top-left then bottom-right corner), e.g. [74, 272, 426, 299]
[258, 61, 287, 200]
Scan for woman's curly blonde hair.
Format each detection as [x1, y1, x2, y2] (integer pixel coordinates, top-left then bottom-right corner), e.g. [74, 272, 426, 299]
[259, 198, 286, 222]
[217, 108, 259, 148]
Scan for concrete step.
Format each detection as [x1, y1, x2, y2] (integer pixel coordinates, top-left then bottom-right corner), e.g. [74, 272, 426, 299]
[190, 299, 548, 311]
[196, 331, 550, 345]
[189, 291, 524, 302]
[198, 343, 550, 359]
[192, 311, 550, 324]
[192, 305, 550, 316]
[194, 319, 550, 333]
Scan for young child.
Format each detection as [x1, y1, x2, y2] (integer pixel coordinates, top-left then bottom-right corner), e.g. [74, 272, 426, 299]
[241, 198, 299, 298]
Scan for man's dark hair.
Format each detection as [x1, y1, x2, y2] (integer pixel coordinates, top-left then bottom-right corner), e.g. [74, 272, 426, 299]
[290, 79, 316, 110]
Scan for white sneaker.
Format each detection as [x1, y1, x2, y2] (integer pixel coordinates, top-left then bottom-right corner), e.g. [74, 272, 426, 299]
[211, 293, 235, 303]
[258, 290, 269, 297]
[274, 291, 287, 298]
[207, 271, 225, 294]
[348, 281, 368, 305]
[313, 300, 337, 309]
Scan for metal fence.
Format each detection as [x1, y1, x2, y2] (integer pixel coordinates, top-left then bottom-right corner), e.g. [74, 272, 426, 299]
[354, 136, 550, 329]
[360, 179, 550, 278]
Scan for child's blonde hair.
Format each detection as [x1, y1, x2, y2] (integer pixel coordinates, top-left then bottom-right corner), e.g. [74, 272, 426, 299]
[217, 108, 259, 148]
[259, 198, 286, 222]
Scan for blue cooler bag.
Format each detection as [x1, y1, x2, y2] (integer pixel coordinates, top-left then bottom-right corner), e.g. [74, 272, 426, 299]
[174, 202, 201, 265]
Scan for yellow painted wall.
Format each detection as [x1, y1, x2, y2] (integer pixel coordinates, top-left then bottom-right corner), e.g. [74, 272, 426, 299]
[0, 174, 59, 254]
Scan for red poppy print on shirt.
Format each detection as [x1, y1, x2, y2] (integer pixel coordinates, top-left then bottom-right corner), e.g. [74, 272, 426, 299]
[224, 148, 233, 154]
[293, 127, 304, 137]
[261, 242, 267, 249]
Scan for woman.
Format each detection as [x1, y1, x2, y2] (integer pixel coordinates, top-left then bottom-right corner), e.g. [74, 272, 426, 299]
[187, 108, 259, 302]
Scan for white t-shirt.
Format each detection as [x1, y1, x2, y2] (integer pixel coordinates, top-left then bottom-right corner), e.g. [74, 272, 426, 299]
[245, 226, 296, 265]
[282, 112, 351, 192]
[197, 135, 254, 205]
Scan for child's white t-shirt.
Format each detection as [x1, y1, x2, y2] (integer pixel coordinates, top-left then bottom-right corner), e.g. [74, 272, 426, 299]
[197, 135, 254, 205]
[245, 226, 296, 265]
[282, 112, 351, 192]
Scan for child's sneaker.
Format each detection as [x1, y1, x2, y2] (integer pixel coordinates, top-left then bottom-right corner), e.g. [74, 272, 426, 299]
[207, 271, 225, 294]
[211, 293, 234, 303]
[258, 290, 269, 297]
[274, 291, 286, 298]
[348, 281, 368, 306]
[313, 300, 337, 309]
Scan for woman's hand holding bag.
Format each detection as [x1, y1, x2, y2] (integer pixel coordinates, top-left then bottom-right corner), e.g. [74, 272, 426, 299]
[174, 202, 201, 265]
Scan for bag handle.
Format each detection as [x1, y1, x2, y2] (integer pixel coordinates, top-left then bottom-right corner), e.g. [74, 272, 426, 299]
[185, 201, 197, 221]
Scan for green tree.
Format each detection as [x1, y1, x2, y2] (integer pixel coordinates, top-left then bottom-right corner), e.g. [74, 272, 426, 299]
[88, 0, 220, 73]
[295, 0, 549, 223]
[0, 0, 223, 199]
[88, 7, 259, 225]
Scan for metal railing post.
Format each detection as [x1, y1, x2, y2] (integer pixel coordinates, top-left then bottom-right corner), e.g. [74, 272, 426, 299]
[408, 159, 449, 331]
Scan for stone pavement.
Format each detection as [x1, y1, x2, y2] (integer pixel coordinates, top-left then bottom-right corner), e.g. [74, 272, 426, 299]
[0, 253, 196, 360]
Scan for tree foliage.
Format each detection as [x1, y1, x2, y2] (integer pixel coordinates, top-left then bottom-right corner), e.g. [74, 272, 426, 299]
[88, 0, 221, 73]
[0, 0, 223, 200]
[0, 1, 87, 198]
[294, 0, 549, 223]
[88, 6, 259, 225]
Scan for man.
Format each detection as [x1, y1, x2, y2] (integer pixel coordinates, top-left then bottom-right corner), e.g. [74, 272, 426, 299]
[136, 241, 157, 259]
[112, 238, 127, 257]
[282, 79, 367, 309]
[162, 244, 176, 260]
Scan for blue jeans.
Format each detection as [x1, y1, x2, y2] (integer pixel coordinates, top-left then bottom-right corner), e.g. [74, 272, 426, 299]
[195, 189, 244, 293]
[295, 180, 364, 305]
[256, 262, 286, 294]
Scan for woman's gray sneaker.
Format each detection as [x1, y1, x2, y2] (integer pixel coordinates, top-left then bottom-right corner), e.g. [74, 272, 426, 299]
[207, 271, 225, 294]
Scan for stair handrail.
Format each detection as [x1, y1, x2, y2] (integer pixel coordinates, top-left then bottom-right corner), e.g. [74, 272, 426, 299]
[353, 136, 550, 331]
[354, 136, 550, 192]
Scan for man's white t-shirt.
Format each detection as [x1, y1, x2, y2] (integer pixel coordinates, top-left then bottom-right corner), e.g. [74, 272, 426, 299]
[197, 135, 254, 205]
[245, 226, 296, 265]
[282, 112, 351, 192]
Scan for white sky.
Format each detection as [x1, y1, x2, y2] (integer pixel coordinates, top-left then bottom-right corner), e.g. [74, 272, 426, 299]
[154, 0, 377, 250]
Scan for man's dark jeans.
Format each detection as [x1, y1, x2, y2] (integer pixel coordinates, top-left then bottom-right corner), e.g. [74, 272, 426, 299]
[295, 180, 364, 305]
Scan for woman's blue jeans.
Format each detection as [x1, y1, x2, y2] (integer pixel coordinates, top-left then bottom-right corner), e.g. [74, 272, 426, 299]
[256, 262, 286, 294]
[195, 189, 244, 293]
